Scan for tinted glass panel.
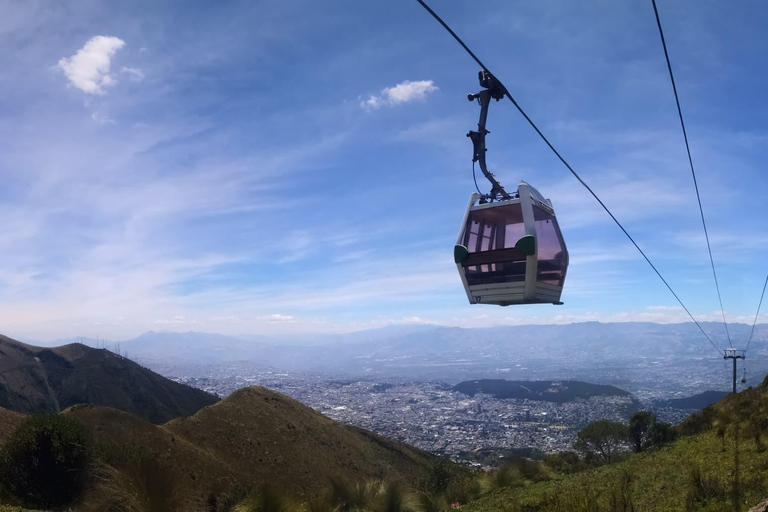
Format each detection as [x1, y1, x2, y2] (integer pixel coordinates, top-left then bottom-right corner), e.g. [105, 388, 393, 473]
[463, 204, 527, 286]
[532, 206, 567, 286]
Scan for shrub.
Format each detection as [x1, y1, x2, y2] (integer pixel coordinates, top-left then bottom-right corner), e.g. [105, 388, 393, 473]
[418, 460, 453, 495]
[0, 414, 91, 509]
[327, 477, 378, 512]
[677, 406, 716, 437]
[485, 464, 522, 490]
[238, 485, 290, 512]
[376, 480, 415, 512]
[87, 458, 186, 512]
[649, 420, 677, 448]
[542, 479, 599, 512]
[508, 457, 550, 483]
[607, 470, 635, 512]
[684, 464, 728, 508]
[544, 451, 586, 474]
[416, 492, 448, 512]
[444, 476, 481, 506]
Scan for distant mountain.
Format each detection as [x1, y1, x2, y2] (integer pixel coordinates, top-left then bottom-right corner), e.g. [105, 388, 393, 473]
[112, 322, 768, 374]
[453, 379, 632, 403]
[59, 386, 452, 504]
[0, 334, 218, 423]
[653, 390, 730, 410]
[34, 322, 768, 396]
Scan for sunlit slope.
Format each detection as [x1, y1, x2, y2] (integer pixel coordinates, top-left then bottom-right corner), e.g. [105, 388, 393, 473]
[59, 386, 448, 503]
[0, 334, 218, 423]
[463, 387, 768, 512]
[164, 386, 444, 496]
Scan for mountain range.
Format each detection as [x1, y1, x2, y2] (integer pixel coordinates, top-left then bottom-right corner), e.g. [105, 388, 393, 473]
[39, 322, 767, 395]
[0, 334, 217, 423]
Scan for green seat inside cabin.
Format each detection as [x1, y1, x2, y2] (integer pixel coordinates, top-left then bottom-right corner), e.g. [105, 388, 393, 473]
[454, 235, 536, 264]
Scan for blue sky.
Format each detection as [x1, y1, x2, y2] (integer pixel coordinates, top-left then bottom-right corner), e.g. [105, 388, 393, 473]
[2, 0, 768, 342]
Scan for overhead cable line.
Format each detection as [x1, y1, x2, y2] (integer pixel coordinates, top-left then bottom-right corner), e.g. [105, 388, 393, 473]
[414, 0, 724, 357]
[745, 272, 768, 354]
[651, 0, 732, 348]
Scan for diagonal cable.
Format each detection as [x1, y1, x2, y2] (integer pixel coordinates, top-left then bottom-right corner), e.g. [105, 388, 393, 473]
[745, 272, 768, 354]
[415, 0, 723, 357]
[651, 0, 732, 348]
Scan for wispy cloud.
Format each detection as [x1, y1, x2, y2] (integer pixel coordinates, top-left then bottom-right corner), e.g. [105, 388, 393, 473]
[121, 66, 145, 82]
[0, 0, 764, 342]
[58, 36, 126, 94]
[361, 80, 438, 110]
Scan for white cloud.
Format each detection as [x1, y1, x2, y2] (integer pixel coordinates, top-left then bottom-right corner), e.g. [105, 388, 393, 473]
[58, 36, 126, 94]
[361, 80, 438, 110]
[265, 314, 295, 322]
[121, 66, 145, 82]
[91, 112, 114, 124]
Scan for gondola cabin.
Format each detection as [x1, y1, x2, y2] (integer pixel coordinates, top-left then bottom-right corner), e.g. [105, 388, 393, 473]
[454, 181, 568, 306]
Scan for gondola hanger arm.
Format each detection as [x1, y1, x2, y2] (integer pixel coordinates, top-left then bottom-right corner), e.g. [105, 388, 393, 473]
[467, 70, 512, 201]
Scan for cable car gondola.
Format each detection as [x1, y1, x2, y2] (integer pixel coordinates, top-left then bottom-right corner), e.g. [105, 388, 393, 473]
[454, 71, 568, 306]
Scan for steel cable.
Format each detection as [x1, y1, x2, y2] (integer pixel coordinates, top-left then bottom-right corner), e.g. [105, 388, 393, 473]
[651, 0, 732, 348]
[415, 0, 723, 356]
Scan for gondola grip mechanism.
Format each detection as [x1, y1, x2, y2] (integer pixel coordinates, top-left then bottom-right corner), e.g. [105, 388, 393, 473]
[466, 70, 512, 201]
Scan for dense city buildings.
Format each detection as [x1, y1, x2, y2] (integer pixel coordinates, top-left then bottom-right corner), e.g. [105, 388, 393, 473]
[173, 367, 696, 459]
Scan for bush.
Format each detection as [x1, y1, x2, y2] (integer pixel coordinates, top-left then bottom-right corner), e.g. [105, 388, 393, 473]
[418, 460, 453, 495]
[509, 457, 550, 483]
[376, 480, 415, 512]
[677, 406, 716, 437]
[444, 476, 481, 506]
[238, 484, 290, 512]
[327, 477, 378, 511]
[684, 464, 729, 508]
[490, 464, 522, 490]
[0, 414, 92, 509]
[87, 458, 188, 512]
[416, 492, 448, 512]
[544, 451, 586, 474]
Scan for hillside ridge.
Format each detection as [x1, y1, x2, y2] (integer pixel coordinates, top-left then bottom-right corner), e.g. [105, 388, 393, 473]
[453, 379, 632, 403]
[53, 385, 450, 504]
[0, 333, 217, 423]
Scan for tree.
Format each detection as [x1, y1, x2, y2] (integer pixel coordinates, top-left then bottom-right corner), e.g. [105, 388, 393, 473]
[628, 411, 654, 453]
[649, 420, 677, 448]
[574, 420, 627, 464]
[0, 414, 92, 509]
[628, 411, 677, 452]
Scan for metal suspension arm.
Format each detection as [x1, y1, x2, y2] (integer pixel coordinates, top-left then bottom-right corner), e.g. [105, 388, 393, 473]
[467, 70, 511, 200]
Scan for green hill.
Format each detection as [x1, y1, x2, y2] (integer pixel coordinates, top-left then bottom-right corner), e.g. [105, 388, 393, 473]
[0, 386, 456, 509]
[653, 390, 729, 410]
[454, 379, 632, 403]
[460, 388, 768, 512]
[0, 334, 217, 423]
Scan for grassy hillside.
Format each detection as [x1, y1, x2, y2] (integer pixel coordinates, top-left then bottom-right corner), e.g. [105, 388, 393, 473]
[165, 386, 442, 497]
[460, 389, 768, 512]
[48, 386, 452, 509]
[0, 334, 218, 423]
